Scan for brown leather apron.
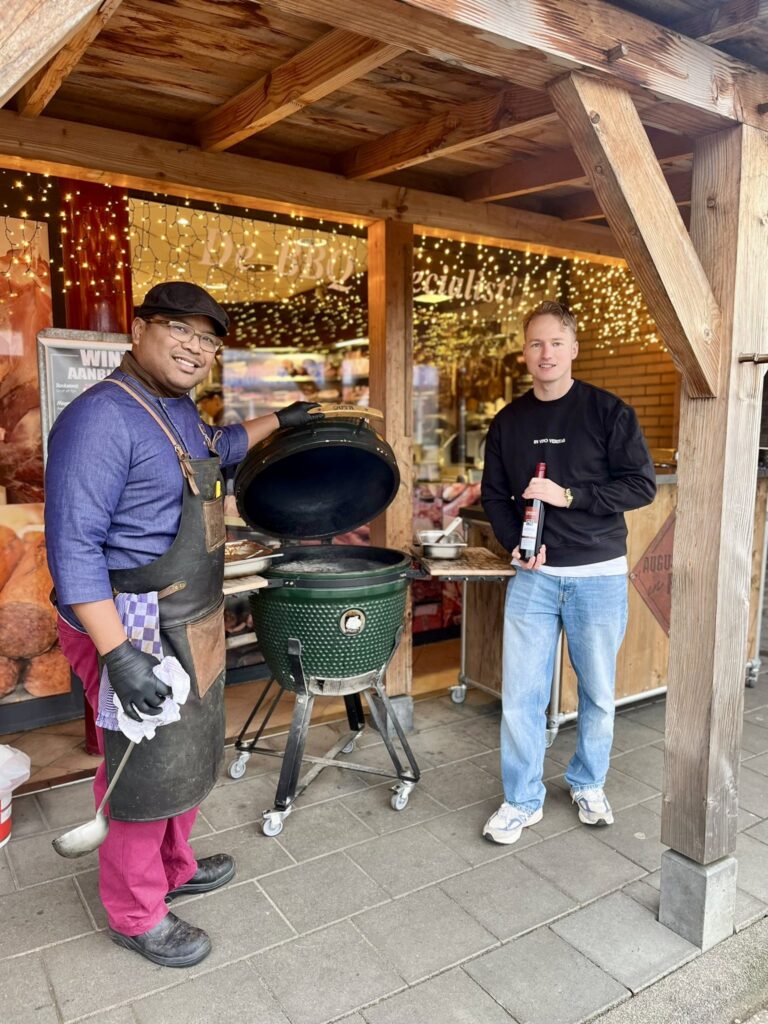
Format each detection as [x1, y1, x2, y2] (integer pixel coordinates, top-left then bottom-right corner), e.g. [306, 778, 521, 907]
[102, 380, 226, 822]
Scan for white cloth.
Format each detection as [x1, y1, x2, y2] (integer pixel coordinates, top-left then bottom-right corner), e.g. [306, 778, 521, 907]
[113, 656, 190, 743]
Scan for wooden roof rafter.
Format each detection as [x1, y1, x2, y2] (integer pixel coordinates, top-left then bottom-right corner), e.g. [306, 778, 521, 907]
[396, 0, 768, 129]
[673, 0, 768, 46]
[196, 29, 405, 153]
[261, 0, 768, 129]
[552, 170, 691, 222]
[0, 0, 103, 110]
[339, 85, 557, 180]
[460, 129, 694, 202]
[253, 0, 768, 224]
[14, 0, 124, 118]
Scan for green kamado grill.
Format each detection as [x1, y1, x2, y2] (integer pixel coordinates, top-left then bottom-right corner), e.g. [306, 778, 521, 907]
[228, 412, 423, 836]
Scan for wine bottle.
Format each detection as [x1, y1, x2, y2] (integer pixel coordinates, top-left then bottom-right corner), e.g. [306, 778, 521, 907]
[519, 461, 546, 560]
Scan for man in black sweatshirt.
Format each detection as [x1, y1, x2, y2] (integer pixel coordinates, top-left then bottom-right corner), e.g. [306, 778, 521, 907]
[480, 300, 656, 844]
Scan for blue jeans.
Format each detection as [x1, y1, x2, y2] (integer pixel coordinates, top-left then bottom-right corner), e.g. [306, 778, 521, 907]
[500, 569, 629, 812]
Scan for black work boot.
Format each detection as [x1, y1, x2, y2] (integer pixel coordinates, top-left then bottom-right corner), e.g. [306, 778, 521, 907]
[109, 912, 211, 967]
[166, 854, 236, 900]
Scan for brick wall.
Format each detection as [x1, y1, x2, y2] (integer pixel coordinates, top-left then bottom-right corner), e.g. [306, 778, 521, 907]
[567, 263, 679, 451]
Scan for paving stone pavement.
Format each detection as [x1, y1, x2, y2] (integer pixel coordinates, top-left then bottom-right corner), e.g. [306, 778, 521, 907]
[4, 678, 768, 1024]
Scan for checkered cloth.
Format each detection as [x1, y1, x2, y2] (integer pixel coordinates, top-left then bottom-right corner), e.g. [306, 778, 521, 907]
[97, 591, 162, 731]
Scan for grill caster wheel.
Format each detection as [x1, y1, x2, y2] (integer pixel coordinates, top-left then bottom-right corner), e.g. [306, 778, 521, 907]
[341, 739, 356, 755]
[228, 756, 248, 780]
[450, 685, 467, 705]
[262, 816, 284, 837]
[391, 786, 409, 811]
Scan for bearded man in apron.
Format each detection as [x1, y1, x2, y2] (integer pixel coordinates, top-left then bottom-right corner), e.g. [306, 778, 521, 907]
[44, 282, 320, 968]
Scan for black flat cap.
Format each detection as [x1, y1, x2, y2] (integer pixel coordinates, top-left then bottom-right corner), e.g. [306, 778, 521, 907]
[134, 282, 229, 337]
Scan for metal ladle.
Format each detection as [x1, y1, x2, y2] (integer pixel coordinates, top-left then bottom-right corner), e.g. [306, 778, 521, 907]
[52, 741, 135, 858]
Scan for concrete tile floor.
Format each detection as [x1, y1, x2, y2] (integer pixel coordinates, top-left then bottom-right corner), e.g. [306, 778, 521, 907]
[2, 675, 768, 1024]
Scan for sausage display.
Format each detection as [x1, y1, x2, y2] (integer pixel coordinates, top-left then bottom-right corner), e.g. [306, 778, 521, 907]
[0, 525, 24, 591]
[0, 655, 20, 697]
[0, 531, 57, 659]
[23, 647, 71, 697]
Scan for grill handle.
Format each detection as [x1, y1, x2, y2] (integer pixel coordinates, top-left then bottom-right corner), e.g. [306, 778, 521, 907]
[406, 556, 430, 581]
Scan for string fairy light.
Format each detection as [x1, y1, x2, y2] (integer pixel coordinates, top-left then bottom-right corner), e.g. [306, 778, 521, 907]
[0, 171, 56, 311]
[0, 170, 663, 366]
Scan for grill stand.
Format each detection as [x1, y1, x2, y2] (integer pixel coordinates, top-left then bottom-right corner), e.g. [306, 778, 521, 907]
[230, 629, 421, 836]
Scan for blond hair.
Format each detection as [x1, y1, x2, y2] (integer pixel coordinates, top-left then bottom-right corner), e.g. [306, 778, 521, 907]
[523, 300, 578, 337]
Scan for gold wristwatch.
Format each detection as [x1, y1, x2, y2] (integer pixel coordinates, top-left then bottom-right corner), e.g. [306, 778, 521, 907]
[563, 487, 574, 508]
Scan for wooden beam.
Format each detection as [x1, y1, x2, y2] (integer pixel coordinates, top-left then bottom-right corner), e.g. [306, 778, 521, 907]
[264, 0, 768, 128]
[553, 171, 691, 221]
[675, 0, 768, 45]
[549, 72, 720, 398]
[260, 0, 557, 93]
[15, 0, 123, 118]
[0, 0, 102, 109]
[197, 30, 403, 153]
[397, 0, 768, 130]
[340, 87, 557, 180]
[460, 129, 693, 202]
[0, 110, 623, 261]
[368, 220, 414, 697]
[661, 123, 768, 863]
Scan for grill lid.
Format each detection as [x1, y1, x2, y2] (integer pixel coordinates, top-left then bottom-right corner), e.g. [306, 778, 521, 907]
[234, 415, 400, 540]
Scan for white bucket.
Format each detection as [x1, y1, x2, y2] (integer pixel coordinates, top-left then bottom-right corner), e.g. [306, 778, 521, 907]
[0, 791, 12, 848]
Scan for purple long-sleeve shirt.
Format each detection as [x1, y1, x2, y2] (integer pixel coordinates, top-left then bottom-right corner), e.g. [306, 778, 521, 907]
[44, 370, 248, 628]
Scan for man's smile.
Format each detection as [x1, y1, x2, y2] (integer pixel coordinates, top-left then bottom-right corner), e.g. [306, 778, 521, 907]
[172, 354, 201, 371]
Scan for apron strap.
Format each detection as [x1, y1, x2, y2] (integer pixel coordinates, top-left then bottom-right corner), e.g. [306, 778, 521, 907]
[105, 379, 200, 496]
[198, 422, 223, 455]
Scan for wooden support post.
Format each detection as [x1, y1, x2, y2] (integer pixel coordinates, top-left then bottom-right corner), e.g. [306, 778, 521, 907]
[661, 124, 768, 864]
[368, 220, 414, 699]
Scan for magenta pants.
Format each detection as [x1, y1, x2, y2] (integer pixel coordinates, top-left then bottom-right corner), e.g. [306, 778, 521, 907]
[57, 616, 198, 935]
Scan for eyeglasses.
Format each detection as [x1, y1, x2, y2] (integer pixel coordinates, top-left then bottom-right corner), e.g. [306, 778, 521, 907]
[147, 318, 222, 354]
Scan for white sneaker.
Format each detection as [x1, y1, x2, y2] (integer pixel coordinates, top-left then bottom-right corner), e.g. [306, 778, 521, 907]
[571, 787, 614, 826]
[482, 802, 543, 845]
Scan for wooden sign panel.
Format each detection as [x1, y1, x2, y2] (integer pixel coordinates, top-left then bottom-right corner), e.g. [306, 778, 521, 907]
[630, 510, 676, 636]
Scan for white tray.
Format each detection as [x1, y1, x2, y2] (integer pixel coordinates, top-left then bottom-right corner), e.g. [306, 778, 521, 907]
[223, 555, 274, 579]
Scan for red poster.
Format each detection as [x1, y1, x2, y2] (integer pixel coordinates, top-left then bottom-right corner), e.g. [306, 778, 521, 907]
[630, 510, 675, 635]
[0, 220, 71, 707]
[0, 217, 51, 503]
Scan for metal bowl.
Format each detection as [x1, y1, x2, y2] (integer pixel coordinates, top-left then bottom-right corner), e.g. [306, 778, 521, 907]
[224, 540, 281, 578]
[417, 530, 467, 560]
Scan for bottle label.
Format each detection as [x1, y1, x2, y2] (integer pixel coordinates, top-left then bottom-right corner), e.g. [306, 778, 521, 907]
[521, 518, 538, 540]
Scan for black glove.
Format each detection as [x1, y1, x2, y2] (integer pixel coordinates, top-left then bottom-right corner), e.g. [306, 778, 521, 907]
[276, 401, 323, 429]
[103, 640, 171, 722]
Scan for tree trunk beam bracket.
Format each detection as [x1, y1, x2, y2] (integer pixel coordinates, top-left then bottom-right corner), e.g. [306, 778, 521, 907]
[549, 72, 721, 398]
